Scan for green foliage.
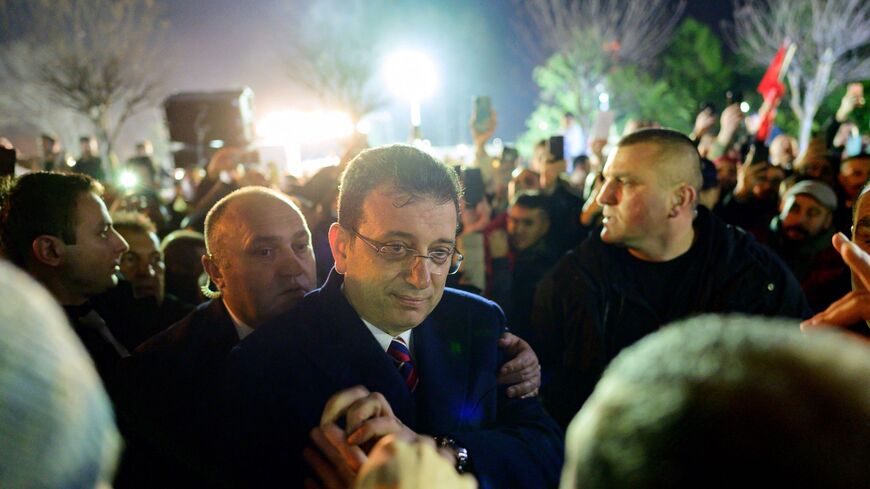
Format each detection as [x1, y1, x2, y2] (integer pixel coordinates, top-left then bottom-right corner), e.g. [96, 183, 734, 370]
[773, 81, 870, 139]
[520, 17, 735, 150]
[659, 18, 735, 118]
[608, 66, 693, 133]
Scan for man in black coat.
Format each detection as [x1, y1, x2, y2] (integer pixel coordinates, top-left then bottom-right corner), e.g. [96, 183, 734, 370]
[533, 129, 810, 428]
[224, 145, 563, 489]
[121, 187, 319, 486]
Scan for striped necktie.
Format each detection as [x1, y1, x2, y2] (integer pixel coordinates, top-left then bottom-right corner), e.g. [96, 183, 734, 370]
[387, 337, 418, 392]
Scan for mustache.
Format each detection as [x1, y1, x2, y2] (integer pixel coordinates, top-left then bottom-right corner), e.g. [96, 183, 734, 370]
[783, 225, 809, 239]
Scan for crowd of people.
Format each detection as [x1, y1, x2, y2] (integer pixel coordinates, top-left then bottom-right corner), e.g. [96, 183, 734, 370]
[0, 80, 869, 489]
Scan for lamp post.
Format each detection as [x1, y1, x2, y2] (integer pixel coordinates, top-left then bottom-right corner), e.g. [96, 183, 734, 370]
[383, 50, 437, 142]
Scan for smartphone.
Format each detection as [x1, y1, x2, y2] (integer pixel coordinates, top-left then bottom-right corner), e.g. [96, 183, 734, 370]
[501, 147, 519, 169]
[0, 146, 15, 177]
[548, 135, 565, 162]
[726, 90, 743, 107]
[473, 96, 492, 134]
[462, 167, 486, 208]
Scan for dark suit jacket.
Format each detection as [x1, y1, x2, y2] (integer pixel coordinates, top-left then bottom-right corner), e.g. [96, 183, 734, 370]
[224, 270, 564, 489]
[118, 299, 239, 488]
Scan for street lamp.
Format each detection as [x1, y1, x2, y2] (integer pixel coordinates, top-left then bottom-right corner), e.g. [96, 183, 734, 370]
[383, 50, 438, 141]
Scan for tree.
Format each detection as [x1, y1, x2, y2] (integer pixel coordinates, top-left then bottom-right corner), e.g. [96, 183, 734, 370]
[0, 40, 87, 153]
[282, 0, 388, 129]
[518, 15, 734, 153]
[519, 0, 686, 134]
[0, 0, 167, 167]
[660, 18, 736, 120]
[728, 0, 870, 152]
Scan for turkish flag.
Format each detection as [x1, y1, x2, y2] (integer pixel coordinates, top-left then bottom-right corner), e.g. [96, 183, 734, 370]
[756, 44, 789, 142]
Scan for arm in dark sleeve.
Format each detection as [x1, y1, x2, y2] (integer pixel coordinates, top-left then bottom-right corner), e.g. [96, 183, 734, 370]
[448, 396, 564, 489]
[445, 301, 564, 489]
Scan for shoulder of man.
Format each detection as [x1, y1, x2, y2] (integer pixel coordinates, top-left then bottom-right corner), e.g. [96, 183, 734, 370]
[699, 209, 809, 318]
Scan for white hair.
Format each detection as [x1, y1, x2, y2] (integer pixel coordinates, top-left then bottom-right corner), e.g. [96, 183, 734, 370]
[0, 260, 120, 488]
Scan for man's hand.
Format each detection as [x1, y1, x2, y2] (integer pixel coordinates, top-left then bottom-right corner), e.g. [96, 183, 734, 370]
[321, 386, 418, 448]
[733, 147, 762, 202]
[692, 107, 717, 140]
[716, 103, 744, 147]
[205, 147, 241, 179]
[836, 85, 862, 123]
[355, 435, 478, 489]
[471, 110, 498, 149]
[497, 332, 541, 398]
[802, 233, 870, 339]
[488, 229, 510, 259]
[305, 423, 367, 489]
[461, 199, 492, 234]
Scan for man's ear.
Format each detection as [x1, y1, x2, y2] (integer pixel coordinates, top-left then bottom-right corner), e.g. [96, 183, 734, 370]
[669, 184, 698, 218]
[328, 223, 350, 274]
[201, 253, 225, 291]
[32, 235, 64, 267]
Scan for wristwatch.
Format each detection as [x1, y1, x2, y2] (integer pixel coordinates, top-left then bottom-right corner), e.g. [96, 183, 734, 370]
[434, 436, 470, 473]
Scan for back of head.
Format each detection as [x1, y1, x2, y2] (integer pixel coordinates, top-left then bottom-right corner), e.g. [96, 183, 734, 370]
[511, 190, 551, 215]
[161, 229, 206, 305]
[337, 144, 462, 231]
[617, 128, 703, 193]
[562, 314, 870, 489]
[0, 260, 120, 488]
[113, 210, 157, 236]
[0, 172, 102, 267]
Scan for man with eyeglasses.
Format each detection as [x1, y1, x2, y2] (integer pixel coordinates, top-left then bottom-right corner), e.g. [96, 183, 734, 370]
[224, 145, 563, 488]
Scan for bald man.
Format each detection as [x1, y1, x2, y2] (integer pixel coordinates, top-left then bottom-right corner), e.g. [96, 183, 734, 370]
[532, 129, 809, 428]
[126, 186, 542, 485]
[124, 187, 318, 486]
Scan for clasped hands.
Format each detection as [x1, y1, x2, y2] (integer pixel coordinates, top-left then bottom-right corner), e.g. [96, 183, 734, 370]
[303, 332, 540, 488]
[304, 386, 447, 489]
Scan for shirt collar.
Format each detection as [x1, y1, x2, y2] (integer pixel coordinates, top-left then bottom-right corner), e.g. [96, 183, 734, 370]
[223, 301, 255, 340]
[362, 318, 412, 354]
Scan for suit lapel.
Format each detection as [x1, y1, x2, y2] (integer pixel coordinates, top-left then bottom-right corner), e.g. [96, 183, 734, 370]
[204, 300, 241, 354]
[298, 270, 418, 427]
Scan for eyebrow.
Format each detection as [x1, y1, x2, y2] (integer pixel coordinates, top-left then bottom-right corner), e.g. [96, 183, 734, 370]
[856, 216, 870, 229]
[249, 231, 310, 245]
[378, 230, 456, 245]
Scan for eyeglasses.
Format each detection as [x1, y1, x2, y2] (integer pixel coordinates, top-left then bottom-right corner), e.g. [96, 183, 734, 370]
[348, 228, 463, 275]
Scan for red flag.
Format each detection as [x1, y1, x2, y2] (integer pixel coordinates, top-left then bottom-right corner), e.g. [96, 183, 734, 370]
[755, 43, 791, 142]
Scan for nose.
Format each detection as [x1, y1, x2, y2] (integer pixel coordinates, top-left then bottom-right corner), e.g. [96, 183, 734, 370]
[276, 248, 306, 276]
[405, 255, 432, 289]
[138, 260, 157, 277]
[113, 229, 129, 254]
[597, 180, 617, 206]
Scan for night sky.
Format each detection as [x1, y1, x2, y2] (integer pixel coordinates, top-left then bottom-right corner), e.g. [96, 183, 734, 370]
[7, 0, 737, 158]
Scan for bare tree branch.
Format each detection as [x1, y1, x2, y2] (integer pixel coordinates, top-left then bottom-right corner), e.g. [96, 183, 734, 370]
[281, 0, 387, 125]
[0, 0, 167, 163]
[516, 0, 685, 132]
[727, 0, 870, 152]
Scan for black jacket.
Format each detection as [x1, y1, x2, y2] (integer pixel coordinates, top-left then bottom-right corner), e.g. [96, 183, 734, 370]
[118, 299, 239, 488]
[532, 207, 810, 427]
